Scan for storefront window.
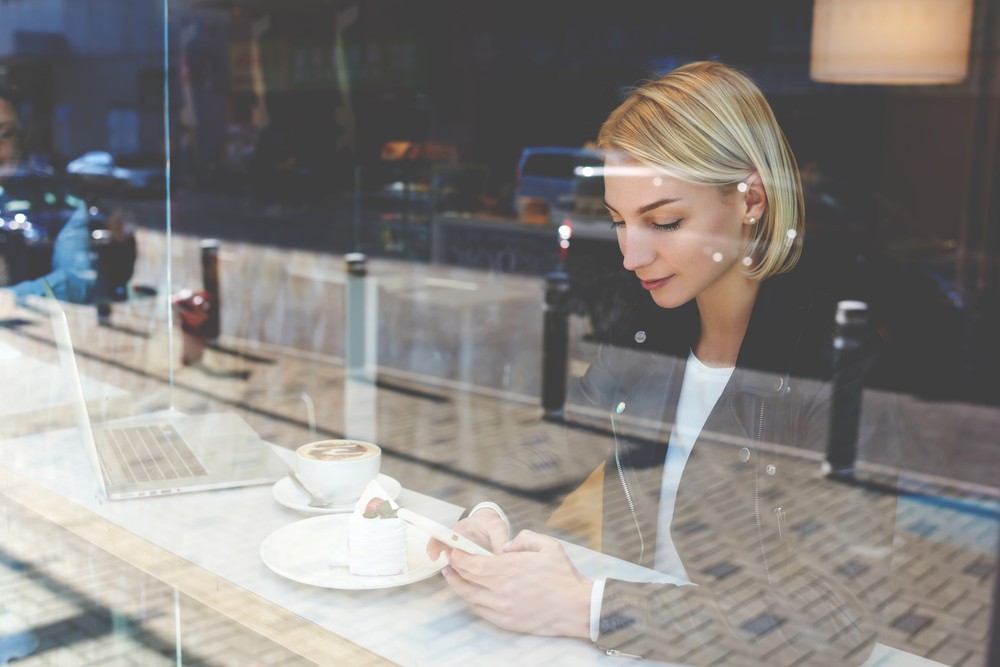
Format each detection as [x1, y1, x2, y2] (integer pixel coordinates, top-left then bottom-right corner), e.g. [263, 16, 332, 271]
[1, 1, 997, 665]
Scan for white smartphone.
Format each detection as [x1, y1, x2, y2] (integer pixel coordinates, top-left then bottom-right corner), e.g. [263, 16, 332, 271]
[397, 508, 494, 556]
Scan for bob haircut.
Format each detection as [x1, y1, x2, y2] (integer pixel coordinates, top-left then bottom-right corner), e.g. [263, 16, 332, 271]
[597, 61, 804, 280]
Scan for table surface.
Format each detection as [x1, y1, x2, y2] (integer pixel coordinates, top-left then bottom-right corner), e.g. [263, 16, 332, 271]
[0, 423, 670, 665]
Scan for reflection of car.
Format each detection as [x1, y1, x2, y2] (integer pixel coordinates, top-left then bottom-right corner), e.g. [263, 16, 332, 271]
[376, 141, 484, 209]
[372, 140, 485, 212]
[0, 171, 107, 286]
[66, 151, 166, 196]
[513, 147, 603, 223]
[364, 141, 487, 258]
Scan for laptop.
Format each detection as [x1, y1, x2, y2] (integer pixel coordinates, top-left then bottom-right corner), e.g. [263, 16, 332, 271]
[43, 285, 287, 500]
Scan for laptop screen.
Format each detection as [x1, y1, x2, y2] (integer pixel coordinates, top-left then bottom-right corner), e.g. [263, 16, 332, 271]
[41, 281, 112, 494]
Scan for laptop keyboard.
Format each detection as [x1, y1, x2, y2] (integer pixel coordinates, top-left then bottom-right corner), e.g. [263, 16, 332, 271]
[94, 424, 208, 486]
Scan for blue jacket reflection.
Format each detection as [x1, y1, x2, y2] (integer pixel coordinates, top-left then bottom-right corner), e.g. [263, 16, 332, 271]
[4, 204, 95, 305]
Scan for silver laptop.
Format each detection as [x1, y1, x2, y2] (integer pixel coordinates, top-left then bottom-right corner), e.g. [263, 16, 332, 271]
[44, 286, 287, 500]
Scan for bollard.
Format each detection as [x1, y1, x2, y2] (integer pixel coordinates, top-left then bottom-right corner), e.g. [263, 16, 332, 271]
[91, 229, 113, 325]
[344, 252, 377, 442]
[541, 270, 571, 420]
[344, 252, 367, 377]
[200, 239, 221, 342]
[824, 300, 869, 476]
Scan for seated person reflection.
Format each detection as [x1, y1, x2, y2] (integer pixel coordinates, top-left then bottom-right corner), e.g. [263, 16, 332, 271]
[1, 87, 134, 306]
[0, 87, 21, 178]
[1, 87, 91, 303]
[428, 62, 895, 665]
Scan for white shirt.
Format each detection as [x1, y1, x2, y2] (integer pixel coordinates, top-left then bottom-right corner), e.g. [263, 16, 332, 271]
[590, 350, 734, 640]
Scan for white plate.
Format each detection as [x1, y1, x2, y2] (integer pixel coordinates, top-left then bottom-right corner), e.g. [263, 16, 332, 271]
[260, 514, 447, 589]
[272, 474, 401, 514]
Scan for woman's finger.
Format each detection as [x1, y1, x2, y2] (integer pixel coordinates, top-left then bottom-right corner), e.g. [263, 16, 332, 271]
[501, 529, 555, 553]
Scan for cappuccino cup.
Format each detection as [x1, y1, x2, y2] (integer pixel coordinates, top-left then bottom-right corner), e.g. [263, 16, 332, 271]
[295, 439, 381, 504]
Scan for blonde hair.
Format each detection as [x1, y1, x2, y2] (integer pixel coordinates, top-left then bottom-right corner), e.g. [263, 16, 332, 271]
[598, 61, 804, 279]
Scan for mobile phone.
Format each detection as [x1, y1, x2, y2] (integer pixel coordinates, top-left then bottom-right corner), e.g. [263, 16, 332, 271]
[397, 508, 494, 556]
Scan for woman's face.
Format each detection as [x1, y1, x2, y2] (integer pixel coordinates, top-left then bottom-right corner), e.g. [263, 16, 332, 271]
[604, 160, 755, 310]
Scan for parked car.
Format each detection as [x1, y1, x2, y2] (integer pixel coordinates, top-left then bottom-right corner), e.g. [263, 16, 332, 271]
[513, 147, 603, 223]
[66, 151, 166, 197]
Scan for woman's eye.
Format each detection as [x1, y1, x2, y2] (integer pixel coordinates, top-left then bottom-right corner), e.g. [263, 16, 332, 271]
[652, 219, 682, 232]
[609, 219, 625, 229]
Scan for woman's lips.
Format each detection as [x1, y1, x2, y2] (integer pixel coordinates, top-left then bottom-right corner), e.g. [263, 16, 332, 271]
[640, 276, 673, 291]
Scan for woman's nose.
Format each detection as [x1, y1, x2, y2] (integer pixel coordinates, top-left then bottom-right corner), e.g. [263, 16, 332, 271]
[621, 230, 653, 272]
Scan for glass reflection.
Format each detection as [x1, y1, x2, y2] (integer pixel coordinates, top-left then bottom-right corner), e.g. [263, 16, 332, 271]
[0, 1, 996, 665]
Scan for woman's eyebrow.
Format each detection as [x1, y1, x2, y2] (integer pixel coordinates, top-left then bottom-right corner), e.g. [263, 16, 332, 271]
[603, 196, 683, 215]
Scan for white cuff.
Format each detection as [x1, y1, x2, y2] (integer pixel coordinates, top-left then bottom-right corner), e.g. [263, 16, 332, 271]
[589, 578, 606, 642]
[465, 501, 512, 540]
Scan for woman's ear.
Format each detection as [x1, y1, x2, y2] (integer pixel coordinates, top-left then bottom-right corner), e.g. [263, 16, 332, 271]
[742, 172, 767, 224]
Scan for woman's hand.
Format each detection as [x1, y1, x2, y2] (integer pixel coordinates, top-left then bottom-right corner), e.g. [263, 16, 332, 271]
[442, 529, 592, 639]
[426, 507, 509, 559]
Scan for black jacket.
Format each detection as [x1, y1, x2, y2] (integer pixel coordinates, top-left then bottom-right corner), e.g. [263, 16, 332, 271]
[572, 269, 898, 665]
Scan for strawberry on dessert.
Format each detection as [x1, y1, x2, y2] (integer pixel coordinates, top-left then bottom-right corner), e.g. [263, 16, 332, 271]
[348, 494, 407, 576]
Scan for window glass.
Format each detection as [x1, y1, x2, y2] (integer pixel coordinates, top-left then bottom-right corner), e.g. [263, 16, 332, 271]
[0, 1, 996, 665]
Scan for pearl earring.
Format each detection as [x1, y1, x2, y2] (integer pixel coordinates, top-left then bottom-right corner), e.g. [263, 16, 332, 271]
[747, 216, 756, 224]
[737, 182, 748, 193]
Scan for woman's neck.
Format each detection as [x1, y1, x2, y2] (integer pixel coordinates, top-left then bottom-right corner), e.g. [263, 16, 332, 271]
[693, 276, 760, 368]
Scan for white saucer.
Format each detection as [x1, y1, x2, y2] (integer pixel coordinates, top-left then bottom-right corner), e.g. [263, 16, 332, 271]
[260, 514, 447, 589]
[272, 474, 401, 514]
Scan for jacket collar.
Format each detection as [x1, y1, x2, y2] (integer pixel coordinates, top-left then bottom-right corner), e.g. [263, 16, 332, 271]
[731, 271, 811, 397]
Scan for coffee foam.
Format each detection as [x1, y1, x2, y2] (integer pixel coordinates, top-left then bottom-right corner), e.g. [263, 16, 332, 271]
[299, 440, 379, 462]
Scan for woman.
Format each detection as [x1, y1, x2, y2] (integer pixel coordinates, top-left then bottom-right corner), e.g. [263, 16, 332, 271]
[430, 61, 895, 665]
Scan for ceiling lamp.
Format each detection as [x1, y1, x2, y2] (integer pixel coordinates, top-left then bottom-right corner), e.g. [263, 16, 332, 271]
[810, 0, 974, 84]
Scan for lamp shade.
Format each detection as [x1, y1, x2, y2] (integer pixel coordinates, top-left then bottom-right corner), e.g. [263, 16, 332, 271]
[811, 0, 974, 84]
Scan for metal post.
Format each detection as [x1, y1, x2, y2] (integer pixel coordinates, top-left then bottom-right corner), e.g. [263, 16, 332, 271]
[824, 300, 869, 476]
[345, 252, 367, 376]
[91, 229, 113, 325]
[541, 270, 571, 420]
[200, 239, 220, 342]
[344, 252, 376, 442]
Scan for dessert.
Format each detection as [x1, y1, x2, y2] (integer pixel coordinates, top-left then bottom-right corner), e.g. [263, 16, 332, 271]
[347, 497, 408, 576]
